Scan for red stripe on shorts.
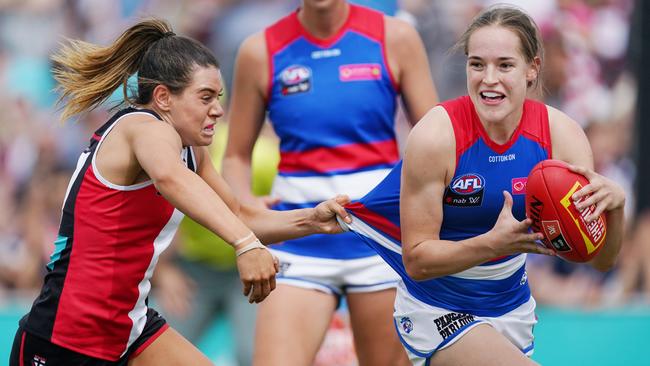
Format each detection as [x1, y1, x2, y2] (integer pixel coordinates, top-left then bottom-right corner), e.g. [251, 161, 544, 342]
[129, 323, 170, 360]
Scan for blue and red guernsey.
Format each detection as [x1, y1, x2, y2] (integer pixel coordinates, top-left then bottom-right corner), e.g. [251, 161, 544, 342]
[345, 96, 552, 316]
[24, 108, 194, 360]
[265, 4, 399, 259]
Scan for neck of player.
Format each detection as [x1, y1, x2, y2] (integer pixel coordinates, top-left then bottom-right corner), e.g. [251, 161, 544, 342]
[299, 1, 349, 39]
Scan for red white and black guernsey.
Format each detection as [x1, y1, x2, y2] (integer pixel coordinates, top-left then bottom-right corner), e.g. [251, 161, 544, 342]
[23, 107, 195, 360]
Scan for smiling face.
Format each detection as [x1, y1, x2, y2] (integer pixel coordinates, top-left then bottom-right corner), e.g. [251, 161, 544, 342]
[466, 25, 538, 127]
[167, 65, 224, 147]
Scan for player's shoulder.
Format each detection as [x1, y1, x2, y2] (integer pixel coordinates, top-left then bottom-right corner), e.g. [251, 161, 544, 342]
[384, 16, 421, 48]
[119, 111, 178, 143]
[407, 106, 454, 156]
[384, 15, 418, 39]
[237, 31, 267, 63]
[546, 104, 584, 138]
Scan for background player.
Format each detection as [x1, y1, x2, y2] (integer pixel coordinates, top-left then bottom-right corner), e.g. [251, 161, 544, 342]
[9, 18, 350, 366]
[340, 5, 626, 366]
[222, 0, 437, 365]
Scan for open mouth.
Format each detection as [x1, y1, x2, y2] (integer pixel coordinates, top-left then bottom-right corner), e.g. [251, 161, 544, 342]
[480, 91, 505, 103]
[203, 123, 215, 134]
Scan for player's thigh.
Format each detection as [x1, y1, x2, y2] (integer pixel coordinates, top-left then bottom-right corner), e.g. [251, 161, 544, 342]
[128, 327, 213, 366]
[347, 288, 410, 366]
[429, 324, 538, 366]
[347, 288, 409, 366]
[253, 284, 337, 366]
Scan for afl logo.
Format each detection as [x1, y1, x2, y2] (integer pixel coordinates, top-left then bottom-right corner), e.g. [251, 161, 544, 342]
[450, 174, 485, 195]
[444, 173, 486, 207]
[281, 65, 311, 85]
[280, 65, 312, 96]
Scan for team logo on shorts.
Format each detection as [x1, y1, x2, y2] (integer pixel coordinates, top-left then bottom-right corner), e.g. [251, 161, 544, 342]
[443, 173, 485, 207]
[280, 65, 312, 96]
[32, 355, 47, 366]
[400, 317, 413, 334]
[520, 270, 528, 286]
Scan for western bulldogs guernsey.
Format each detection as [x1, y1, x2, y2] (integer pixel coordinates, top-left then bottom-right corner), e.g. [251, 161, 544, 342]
[265, 4, 399, 259]
[24, 108, 194, 360]
[344, 96, 552, 316]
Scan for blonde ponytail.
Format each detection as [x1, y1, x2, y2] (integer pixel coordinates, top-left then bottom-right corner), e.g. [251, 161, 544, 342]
[51, 19, 173, 121]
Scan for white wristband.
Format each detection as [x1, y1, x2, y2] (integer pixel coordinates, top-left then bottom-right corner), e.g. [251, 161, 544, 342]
[233, 232, 255, 247]
[235, 239, 266, 257]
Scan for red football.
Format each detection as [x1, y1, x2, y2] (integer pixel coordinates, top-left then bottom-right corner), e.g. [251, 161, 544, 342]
[525, 159, 607, 262]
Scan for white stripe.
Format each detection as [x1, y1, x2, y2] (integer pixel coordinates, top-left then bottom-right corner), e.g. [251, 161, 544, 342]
[61, 150, 91, 210]
[276, 278, 341, 295]
[341, 215, 526, 281]
[123, 209, 184, 356]
[339, 214, 402, 254]
[272, 168, 391, 203]
[449, 254, 526, 280]
[346, 281, 398, 293]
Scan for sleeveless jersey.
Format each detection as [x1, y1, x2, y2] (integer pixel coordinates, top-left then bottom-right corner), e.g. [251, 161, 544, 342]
[265, 4, 399, 259]
[24, 108, 196, 360]
[345, 96, 552, 316]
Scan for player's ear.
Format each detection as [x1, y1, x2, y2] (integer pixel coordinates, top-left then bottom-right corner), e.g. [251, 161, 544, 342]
[152, 84, 172, 111]
[526, 56, 541, 87]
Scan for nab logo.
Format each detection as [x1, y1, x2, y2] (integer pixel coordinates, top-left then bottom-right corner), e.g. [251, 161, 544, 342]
[280, 65, 312, 96]
[450, 174, 485, 195]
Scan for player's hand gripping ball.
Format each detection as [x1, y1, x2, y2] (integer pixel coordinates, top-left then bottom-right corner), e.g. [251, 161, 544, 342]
[525, 159, 607, 262]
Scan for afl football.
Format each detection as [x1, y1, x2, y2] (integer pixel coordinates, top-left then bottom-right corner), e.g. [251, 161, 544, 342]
[525, 160, 607, 262]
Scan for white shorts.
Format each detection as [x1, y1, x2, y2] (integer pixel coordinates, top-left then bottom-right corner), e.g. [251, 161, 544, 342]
[271, 249, 400, 297]
[393, 282, 536, 366]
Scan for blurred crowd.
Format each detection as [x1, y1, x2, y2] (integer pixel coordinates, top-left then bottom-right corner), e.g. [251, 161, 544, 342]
[0, 0, 646, 326]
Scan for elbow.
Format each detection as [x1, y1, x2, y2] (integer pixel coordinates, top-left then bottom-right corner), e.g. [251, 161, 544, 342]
[403, 252, 433, 281]
[590, 257, 617, 273]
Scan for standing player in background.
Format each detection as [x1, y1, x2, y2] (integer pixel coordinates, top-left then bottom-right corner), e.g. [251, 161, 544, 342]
[10, 19, 350, 366]
[340, 5, 626, 366]
[223, 0, 437, 365]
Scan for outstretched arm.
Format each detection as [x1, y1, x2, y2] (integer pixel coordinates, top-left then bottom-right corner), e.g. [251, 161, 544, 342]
[197, 146, 351, 244]
[129, 120, 278, 303]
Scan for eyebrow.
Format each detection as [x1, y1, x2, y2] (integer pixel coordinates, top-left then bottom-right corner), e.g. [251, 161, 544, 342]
[468, 55, 517, 61]
[196, 87, 225, 95]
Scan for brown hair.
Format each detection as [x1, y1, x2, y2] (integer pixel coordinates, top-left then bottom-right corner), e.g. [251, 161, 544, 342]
[454, 5, 544, 90]
[51, 18, 219, 121]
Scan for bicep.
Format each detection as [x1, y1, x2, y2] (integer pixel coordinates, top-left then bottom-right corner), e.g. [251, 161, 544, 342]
[400, 109, 454, 249]
[400, 156, 446, 248]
